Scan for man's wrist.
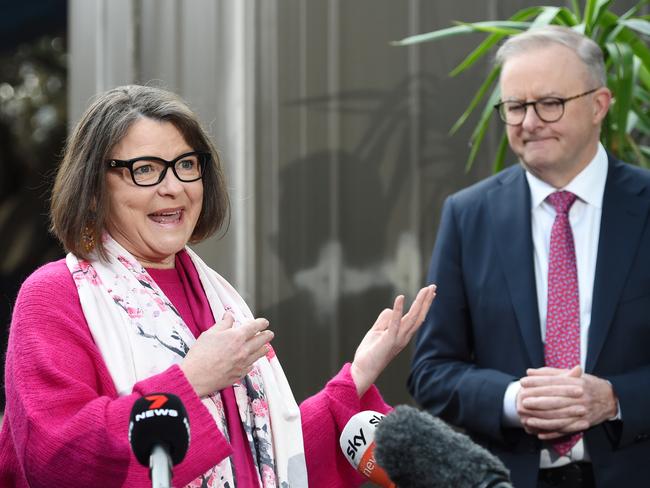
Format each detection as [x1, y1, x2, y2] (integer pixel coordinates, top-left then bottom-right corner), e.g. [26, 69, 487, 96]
[502, 380, 523, 427]
[605, 379, 622, 421]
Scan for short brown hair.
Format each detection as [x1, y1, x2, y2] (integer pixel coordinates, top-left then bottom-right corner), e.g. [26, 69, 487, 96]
[50, 84, 230, 261]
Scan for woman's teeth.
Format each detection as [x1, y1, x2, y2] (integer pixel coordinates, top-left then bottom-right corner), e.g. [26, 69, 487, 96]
[149, 210, 181, 224]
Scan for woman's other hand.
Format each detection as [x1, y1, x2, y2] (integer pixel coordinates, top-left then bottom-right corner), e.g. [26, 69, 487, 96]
[180, 313, 274, 397]
[350, 285, 436, 396]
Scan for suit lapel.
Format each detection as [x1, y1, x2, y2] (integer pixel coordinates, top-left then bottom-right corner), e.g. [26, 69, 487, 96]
[488, 167, 544, 367]
[586, 158, 650, 372]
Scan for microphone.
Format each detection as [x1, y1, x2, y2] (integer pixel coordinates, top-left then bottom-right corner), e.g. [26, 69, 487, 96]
[374, 405, 512, 488]
[339, 411, 396, 487]
[129, 393, 190, 488]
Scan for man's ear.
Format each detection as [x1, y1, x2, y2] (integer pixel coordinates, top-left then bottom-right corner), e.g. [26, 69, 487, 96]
[593, 87, 612, 124]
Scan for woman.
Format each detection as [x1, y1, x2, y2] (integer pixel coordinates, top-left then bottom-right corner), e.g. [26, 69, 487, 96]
[0, 85, 435, 487]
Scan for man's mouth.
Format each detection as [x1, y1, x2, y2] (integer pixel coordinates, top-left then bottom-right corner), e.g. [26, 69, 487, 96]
[525, 136, 554, 144]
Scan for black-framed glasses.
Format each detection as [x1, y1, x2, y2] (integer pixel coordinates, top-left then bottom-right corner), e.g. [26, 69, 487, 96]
[107, 151, 209, 187]
[494, 88, 600, 126]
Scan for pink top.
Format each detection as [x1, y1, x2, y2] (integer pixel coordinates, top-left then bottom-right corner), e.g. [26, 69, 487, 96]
[0, 257, 390, 487]
[147, 252, 258, 486]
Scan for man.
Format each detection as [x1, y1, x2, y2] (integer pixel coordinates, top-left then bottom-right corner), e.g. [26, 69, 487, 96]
[409, 25, 650, 488]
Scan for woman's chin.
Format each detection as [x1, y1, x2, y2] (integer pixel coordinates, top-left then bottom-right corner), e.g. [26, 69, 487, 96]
[133, 240, 188, 268]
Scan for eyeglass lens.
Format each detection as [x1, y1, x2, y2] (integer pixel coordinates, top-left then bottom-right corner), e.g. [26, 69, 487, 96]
[132, 154, 203, 185]
[499, 98, 564, 125]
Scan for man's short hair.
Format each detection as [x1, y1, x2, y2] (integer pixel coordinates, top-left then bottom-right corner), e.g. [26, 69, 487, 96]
[495, 25, 606, 87]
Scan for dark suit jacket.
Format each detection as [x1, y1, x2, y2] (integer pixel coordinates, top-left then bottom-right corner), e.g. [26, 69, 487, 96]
[408, 155, 650, 488]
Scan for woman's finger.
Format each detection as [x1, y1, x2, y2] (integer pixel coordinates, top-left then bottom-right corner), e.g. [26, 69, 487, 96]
[213, 312, 236, 331]
[400, 288, 426, 325]
[417, 285, 436, 323]
[239, 318, 270, 338]
[398, 286, 435, 339]
[387, 295, 404, 337]
[371, 308, 393, 331]
[246, 329, 274, 354]
[400, 285, 433, 328]
[248, 341, 274, 367]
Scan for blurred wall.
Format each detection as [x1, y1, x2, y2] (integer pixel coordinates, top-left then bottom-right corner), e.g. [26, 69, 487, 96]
[67, 0, 640, 406]
[0, 1, 68, 409]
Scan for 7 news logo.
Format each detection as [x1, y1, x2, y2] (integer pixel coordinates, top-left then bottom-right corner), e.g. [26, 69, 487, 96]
[134, 394, 179, 421]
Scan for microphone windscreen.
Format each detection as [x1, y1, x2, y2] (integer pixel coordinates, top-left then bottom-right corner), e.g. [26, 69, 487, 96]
[129, 393, 190, 466]
[374, 405, 511, 488]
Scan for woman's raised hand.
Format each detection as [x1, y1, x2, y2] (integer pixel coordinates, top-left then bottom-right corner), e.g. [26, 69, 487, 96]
[180, 313, 274, 397]
[350, 285, 436, 396]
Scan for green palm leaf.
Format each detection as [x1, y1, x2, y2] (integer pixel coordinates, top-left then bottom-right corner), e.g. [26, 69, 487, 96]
[450, 67, 500, 135]
[392, 21, 531, 46]
[466, 85, 501, 171]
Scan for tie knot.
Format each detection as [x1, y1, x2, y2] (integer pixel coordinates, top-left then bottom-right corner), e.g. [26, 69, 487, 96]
[547, 191, 577, 214]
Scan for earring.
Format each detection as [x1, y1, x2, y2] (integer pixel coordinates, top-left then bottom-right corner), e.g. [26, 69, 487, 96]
[82, 224, 96, 253]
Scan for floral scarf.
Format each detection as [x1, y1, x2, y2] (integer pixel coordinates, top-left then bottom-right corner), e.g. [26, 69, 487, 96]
[66, 235, 308, 487]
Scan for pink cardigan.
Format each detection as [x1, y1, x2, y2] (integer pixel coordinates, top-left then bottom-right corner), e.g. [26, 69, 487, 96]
[0, 259, 390, 487]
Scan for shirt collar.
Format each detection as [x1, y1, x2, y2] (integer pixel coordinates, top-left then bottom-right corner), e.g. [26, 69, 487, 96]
[526, 142, 608, 210]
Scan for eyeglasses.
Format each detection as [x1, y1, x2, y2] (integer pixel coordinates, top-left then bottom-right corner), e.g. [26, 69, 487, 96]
[494, 88, 600, 126]
[107, 151, 209, 187]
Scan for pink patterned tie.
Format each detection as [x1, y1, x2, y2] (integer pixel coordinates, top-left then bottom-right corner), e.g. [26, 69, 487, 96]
[544, 191, 581, 456]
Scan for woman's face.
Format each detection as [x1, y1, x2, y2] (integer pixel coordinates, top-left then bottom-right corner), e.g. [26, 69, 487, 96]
[104, 117, 204, 268]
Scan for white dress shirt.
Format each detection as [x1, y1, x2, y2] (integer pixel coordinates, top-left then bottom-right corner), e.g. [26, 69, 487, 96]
[502, 143, 609, 467]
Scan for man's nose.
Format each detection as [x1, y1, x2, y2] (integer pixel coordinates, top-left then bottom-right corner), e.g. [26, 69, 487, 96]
[521, 104, 544, 131]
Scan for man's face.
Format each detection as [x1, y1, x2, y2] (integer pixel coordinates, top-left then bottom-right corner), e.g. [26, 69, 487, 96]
[499, 44, 609, 186]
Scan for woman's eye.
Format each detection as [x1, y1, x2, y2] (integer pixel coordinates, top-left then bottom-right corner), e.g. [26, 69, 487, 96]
[133, 164, 153, 175]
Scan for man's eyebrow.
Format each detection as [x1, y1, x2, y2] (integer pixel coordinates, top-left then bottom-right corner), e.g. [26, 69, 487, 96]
[501, 92, 564, 102]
